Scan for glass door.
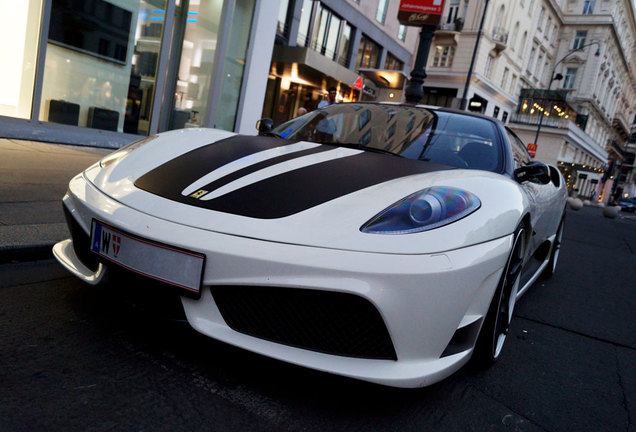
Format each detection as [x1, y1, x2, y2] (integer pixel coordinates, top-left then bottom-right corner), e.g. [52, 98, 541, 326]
[166, 0, 224, 130]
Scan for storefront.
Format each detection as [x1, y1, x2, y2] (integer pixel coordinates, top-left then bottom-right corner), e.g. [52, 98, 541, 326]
[0, 0, 277, 147]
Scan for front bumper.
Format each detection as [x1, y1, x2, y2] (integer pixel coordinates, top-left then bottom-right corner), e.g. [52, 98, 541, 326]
[54, 173, 512, 388]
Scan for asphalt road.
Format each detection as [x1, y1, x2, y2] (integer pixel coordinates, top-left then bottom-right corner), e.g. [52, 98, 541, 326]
[1, 206, 635, 432]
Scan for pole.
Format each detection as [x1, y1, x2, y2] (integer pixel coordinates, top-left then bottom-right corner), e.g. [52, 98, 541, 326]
[533, 73, 557, 146]
[460, 0, 490, 111]
[404, 25, 436, 104]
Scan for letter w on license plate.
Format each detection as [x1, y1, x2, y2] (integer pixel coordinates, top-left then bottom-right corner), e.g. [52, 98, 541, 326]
[90, 220, 204, 296]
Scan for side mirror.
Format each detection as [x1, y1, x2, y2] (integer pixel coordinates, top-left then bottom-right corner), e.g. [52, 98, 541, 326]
[256, 118, 274, 134]
[514, 161, 551, 184]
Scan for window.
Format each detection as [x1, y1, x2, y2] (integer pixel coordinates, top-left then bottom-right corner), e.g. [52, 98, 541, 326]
[276, 0, 290, 36]
[356, 35, 381, 68]
[563, 67, 578, 88]
[398, 25, 407, 42]
[446, 0, 460, 25]
[501, 67, 509, 89]
[485, 54, 494, 78]
[573, 30, 587, 50]
[520, 31, 528, 55]
[385, 53, 404, 71]
[538, 8, 545, 29]
[528, 0, 535, 14]
[545, 17, 552, 37]
[535, 53, 544, 77]
[583, 0, 594, 14]
[510, 74, 518, 93]
[0, 0, 42, 119]
[375, 0, 389, 24]
[527, 47, 536, 73]
[432, 46, 455, 67]
[510, 22, 520, 50]
[337, 23, 352, 66]
[296, 0, 313, 46]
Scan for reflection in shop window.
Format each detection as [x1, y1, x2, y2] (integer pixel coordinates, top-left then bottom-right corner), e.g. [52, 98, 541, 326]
[215, 0, 256, 131]
[39, 0, 167, 135]
[170, 0, 222, 131]
[0, 0, 42, 119]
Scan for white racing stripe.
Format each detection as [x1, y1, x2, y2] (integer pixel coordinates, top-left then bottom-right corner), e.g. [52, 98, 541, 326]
[200, 147, 362, 200]
[181, 141, 322, 197]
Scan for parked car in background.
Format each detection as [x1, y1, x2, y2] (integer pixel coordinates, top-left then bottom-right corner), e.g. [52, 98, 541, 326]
[619, 197, 636, 212]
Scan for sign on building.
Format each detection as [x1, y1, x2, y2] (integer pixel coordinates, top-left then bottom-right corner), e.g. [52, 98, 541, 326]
[398, 0, 446, 26]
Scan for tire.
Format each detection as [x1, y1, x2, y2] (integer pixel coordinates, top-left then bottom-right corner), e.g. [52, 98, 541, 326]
[542, 214, 565, 279]
[472, 224, 526, 366]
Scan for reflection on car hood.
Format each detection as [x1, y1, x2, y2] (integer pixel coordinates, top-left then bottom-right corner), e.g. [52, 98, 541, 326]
[86, 129, 528, 254]
[134, 134, 454, 219]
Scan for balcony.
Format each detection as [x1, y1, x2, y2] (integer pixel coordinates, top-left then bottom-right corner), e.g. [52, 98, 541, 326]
[491, 27, 508, 53]
[434, 18, 463, 45]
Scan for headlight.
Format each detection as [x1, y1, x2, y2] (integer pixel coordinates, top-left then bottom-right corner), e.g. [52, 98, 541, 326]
[99, 136, 156, 168]
[360, 186, 480, 234]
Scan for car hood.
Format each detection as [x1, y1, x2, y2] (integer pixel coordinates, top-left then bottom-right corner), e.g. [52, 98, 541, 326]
[86, 128, 527, 254]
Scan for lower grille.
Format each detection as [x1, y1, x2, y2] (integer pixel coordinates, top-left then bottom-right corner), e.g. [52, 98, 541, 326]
[63, 205, 99, 271]
[211, 286, 397, 360]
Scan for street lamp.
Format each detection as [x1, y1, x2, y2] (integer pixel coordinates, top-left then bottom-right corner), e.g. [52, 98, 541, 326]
[533, 41, 601, 146]
[459, 0, 490, 111]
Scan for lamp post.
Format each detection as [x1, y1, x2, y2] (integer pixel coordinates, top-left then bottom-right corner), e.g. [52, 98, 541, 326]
[533, 41, 601, 146]
[404, 25, 437, 105]
[459, 0, 490, 111]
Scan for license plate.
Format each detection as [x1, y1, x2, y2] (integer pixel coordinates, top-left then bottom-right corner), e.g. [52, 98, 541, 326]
[90, 220, 204, 295]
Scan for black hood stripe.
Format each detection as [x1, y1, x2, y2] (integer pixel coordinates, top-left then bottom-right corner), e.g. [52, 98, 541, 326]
[135, 135, 453, 219]
[136, 135, 299, 198]
[194, 144, 334, 198]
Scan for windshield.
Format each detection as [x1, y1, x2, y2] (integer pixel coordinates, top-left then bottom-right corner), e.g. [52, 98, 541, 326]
[272, 104, 503, 172]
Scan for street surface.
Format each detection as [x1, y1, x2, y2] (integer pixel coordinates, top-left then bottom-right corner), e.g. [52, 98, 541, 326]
[1, 208, 635, 431]
[0, 139, 110, 251]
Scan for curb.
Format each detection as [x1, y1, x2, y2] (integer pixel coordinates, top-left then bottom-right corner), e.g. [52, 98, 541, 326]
[0, 244, 55, 264]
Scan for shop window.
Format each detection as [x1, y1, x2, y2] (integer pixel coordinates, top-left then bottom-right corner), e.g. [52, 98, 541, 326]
[215, 0, 256, 131]
[39, 0, 168, 135]
[0, 0, 43, 119]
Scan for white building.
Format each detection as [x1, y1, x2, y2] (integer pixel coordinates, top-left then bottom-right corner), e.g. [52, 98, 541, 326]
[424, 0, 636, 201]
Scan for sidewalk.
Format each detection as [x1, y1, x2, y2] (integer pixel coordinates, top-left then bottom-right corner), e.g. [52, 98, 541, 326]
[0, 139, 110, 262]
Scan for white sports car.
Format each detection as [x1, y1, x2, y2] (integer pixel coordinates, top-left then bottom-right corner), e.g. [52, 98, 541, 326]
[53, 103, 567, 388]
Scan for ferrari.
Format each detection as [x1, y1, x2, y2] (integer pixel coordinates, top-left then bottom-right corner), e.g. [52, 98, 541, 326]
[53, 103, 567, 388]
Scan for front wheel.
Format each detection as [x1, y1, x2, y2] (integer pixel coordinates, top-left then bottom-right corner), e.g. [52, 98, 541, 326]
[472, 224, 526, 366]
[542, 214, 565, 279]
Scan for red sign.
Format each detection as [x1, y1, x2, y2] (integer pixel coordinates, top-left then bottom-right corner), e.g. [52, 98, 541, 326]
[353, 76, 363, 90]
[398, 0, 445, 26]
[527, 143, 537, 158]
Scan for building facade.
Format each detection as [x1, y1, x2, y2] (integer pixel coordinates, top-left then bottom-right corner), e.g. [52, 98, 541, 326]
[0, 0, 280, 147]
[262, 0, 420, 125]
[425, 0, 636, 202]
